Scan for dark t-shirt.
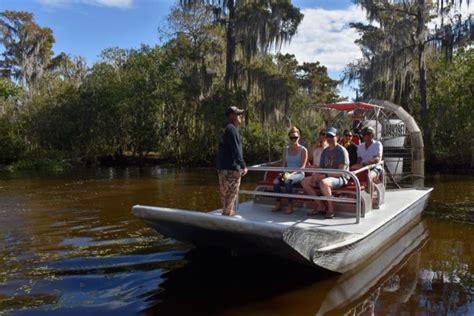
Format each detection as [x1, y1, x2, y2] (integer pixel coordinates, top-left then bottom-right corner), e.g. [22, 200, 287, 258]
[217, 122, 246, 171]
[344, 143, 358, 166]
[320, 144, 350, 182]
[320, 144, 349, 169]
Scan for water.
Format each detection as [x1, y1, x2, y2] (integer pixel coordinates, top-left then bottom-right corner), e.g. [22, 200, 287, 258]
[0, 168, 473, 315]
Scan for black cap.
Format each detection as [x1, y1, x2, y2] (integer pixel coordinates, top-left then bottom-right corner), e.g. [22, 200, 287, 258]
[225, 106, 244, 116]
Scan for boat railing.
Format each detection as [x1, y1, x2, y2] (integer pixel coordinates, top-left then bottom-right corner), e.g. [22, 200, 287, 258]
[239, 164, 382, 224]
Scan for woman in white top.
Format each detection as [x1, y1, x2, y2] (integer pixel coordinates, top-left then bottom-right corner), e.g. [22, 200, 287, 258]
[309, 129, 328, 167]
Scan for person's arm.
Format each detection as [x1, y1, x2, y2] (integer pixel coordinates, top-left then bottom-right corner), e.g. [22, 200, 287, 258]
[362, 155, 380, 166]
[300, 147, 308, 168]
[338, 147, 350, 170]
[308, 146, 314, 164]
[282, 147, 287, 167]
[352, 144, 364, 169]
[363, 143, 382, 166]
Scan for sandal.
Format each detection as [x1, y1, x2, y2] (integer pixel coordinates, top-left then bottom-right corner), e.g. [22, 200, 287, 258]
[307, 209, 325, 216]
[325, 211, 335, 219]
[284, 205, 294, 214]
[272, 203, 282, 212]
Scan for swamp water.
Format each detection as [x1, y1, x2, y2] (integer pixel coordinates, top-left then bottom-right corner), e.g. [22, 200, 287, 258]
[0, 168, 473, 315]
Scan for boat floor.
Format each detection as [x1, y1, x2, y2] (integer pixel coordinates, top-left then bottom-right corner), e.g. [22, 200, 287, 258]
[210, 188, 432, 238]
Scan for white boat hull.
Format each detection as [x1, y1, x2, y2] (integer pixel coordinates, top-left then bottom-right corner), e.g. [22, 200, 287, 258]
[132, 188, 432, 273]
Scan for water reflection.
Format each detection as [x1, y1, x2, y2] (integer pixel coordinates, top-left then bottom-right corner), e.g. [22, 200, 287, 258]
[146, 220, 428, 315]
[0, 168, 473, 315]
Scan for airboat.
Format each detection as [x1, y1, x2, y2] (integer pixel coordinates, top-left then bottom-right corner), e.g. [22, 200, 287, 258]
[132, 99, 432, 273]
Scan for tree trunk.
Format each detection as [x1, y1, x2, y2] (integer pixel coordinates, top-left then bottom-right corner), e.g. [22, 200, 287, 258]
[284, 93, 291, 127]
[224, 0, 235, 91]
[416, 0, 432, 160]
[471, 142, 474, 169]
[244, 70, 251, 127]
[418, 47, 431, 159]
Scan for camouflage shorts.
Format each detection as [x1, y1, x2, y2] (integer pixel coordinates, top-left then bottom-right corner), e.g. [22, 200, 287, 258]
[217, 169, 242, 214]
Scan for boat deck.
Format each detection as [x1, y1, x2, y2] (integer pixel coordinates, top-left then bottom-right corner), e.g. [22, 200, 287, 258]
[210, 188, 432, 240]
[132, 187, 432, 271]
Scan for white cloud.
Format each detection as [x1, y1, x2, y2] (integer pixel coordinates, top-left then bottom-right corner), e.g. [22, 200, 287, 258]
[38, 0, 133, 9]
[281, 5, 367, 72]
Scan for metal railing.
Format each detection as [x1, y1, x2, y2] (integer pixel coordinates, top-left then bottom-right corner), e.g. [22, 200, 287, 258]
[238, 163, 382, 224]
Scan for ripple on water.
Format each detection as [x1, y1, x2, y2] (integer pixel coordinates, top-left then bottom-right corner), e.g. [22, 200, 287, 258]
[425, 201, 474, 224]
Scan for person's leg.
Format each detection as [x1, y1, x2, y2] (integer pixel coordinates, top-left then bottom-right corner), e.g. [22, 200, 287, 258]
[319, 178, 334, 214]
[320, 177, 344, 218]
[283, 172, 305, 214]
[283, 179, 294, 213]
[222, 170, 241, 216]
[218, 170, 226, 209]
[302, 174, 325, 213]
[272, 177, 282, 211]
[229, 171, 242, 216]
[301, 176, 317, 195]
[369, 170, 380, 208]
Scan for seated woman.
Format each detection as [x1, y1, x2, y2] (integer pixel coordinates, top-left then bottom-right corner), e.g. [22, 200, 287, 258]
[309, 129, 328, 167]
[273, 127, 308, 214]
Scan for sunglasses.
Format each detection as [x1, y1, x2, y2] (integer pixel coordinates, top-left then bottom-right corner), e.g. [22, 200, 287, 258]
[289, 136, 299, 140]
[344, 134, 352, 137]
[319, 133, 326, 136]
[327, 134, 335, 138]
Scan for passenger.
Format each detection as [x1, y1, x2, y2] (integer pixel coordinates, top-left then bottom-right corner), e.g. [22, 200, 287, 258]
[301, 127, 349, 218]
[272, 127, 308, 214]
[354, 126, 383, 208]
[351, 121, 363, 145]
[309, 129, 328, 167]
[342, 129, 358, 166]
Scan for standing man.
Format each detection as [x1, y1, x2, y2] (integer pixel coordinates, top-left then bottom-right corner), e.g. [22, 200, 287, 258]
[217, 106, 248, 216]
[301, 127, 349, 218]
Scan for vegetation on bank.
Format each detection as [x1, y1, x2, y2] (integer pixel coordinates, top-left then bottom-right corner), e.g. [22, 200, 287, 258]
[0, 1, 472, 172]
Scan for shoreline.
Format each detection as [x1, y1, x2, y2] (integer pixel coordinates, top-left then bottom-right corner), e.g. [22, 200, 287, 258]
[1, 157, 472, 174]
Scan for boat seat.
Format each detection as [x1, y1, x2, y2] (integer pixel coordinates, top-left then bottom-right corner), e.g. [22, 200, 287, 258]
[254, 168, 372, 216]
[349, 165, 385, 208]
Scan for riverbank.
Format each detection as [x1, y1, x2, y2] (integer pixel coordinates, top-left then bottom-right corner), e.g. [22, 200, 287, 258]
[1, 156, 473, 174]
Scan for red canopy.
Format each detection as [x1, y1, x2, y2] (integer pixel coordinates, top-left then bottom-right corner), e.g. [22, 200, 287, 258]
[313, 102, 381, 111]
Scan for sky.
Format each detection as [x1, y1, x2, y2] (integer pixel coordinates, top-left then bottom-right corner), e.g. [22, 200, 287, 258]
[1, 0, 370, 99]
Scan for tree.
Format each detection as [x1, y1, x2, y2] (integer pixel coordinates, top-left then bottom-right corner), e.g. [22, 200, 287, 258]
[0, 11, 55, 94]
[346, 0, 472, 155]
[48, 52, 87, 87]
[180, 0, 303, 90]
[427, 48, 474, 166]
[164, 2, 224, 99]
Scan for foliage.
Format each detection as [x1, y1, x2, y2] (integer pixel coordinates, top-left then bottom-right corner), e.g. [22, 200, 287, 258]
[0, 8, 471, 170]
[0, 77, 20, 99]
[0, 104, 25, 164]
[241, 121, 286, 165]
[7, 158, 71, 173]
[181, 0, 303, 89]
[427, 48, 474, 166]
[0, 11, 55, 92]
[346, 0, 472, 159]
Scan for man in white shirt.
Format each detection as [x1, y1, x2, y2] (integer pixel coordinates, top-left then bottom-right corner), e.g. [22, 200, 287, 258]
[353, 126, 383, 208]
